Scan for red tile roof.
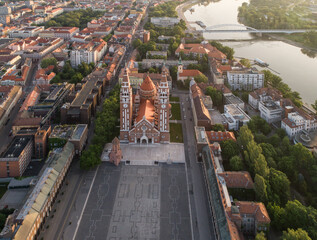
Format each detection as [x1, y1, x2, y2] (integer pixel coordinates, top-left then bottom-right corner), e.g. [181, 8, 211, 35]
[136, 99, 155, 123]
[218, 171, 254, 189]
[235, 201, 271, 224]
[206, 131, 236, 142]
[179, 69, 202, 78]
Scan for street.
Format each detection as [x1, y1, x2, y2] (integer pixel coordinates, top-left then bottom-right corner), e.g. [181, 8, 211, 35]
[174, 90, 216, 240]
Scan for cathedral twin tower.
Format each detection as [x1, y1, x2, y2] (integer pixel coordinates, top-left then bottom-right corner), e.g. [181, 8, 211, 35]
[119, 67, 170, 144]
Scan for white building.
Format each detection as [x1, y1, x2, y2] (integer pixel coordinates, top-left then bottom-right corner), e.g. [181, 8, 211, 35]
[227, 69, 264, 91]
[70, 39, 107, 67]
[282, 111, 317, 138]
[150, 17, 180, 27]
[9, 26, 44, 38]
[222, 104, 251, 130]
[258, 97, 283, 124]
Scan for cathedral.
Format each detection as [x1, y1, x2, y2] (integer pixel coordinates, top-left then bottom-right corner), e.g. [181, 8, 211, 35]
[120, 66, 170, 144]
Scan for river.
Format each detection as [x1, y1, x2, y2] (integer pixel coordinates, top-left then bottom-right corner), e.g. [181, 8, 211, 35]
[184, 0, 317, 105]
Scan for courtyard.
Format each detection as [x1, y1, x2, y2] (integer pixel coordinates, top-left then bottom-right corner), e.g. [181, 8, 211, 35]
[75, 163, 192, 240]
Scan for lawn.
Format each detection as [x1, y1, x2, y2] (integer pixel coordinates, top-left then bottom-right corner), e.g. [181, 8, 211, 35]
[171, 103, 181, 120]
[169, 95, 180, 102]
[170, 123, 183, 143]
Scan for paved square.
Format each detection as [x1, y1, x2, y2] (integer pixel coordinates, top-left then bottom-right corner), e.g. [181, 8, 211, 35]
[75, 163, 192, 240]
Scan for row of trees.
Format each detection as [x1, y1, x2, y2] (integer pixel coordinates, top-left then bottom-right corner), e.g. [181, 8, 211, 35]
[238, 1, 317, 30]
[209, 41, 235, 60]
[80, 86, 120, 170]
[221, 121, 317, 238]
[41, 9, 105, 29]
[263, 70, 303, 107]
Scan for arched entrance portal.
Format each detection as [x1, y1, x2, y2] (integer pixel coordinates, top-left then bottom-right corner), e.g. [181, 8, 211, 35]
[140, 135, 148, 144]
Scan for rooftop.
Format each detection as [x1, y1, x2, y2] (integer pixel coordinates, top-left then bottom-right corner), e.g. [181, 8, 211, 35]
[0, 136, 32, 159]
[195, 126, 209, 144]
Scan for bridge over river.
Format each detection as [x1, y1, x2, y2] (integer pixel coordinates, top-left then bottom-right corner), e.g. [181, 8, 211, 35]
[188, 23, 313, 34]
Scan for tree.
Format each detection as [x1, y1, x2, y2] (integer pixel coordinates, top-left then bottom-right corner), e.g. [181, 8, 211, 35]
[230, 156, 244, 171]
[268, 134, 281, 147]
[132, 39, 142, 49]
[237, 126, 254, 149]
[291, 143, 315, 170]
[205, 86, 222, 107]
[282, 228, 312, 240]
[212, 124, 225, 132]
[255, 231, 267, 240]
[247, 116, 271, 135]
[220, 140, 240, 160]
[240, 58, 251, 68]
[70, 72, 83, 84]
[277, 128, 287, 139]
[269, 168, 290, 205]
[246, 140, 262, 172]
[278, 156, 296, 180]
[194, 73, 208, 83]
[254, 174, 268, 202]
[254, 154, 269, 178]
[284, 201, 309, 230]
[41, 58, 57, 68]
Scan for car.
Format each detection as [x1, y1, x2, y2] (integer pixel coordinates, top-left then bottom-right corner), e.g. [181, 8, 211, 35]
[184, 116, 186, 120]
[9, 130, 12, 136]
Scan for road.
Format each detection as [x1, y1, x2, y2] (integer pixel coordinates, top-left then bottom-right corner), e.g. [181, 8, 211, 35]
[173, 90, 216, 240]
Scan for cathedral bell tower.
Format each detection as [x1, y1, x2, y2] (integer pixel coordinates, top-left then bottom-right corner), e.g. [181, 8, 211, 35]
[120, 68, 133, 142]
[158, 67, 170, 143]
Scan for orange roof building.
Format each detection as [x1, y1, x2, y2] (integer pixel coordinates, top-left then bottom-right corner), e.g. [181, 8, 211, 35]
[218, 171, 254, 189]
[206, 131, 236, 142]
[175, 42, 227, 61]
[177, 57, 206, 82]
[120, 68, 170, 144]
[34, 65, 56, 85]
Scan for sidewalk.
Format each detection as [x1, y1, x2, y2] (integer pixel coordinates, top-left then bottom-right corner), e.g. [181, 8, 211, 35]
[37, 160, 96, 240]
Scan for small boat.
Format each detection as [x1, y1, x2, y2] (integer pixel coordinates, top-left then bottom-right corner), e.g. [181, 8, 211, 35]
[195, 21, 206, 29]
[254, 58, 269, 67]
[190, 8, 195, 12]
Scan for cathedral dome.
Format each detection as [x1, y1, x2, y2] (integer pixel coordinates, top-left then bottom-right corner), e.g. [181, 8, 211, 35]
[140, 75, 157, 99]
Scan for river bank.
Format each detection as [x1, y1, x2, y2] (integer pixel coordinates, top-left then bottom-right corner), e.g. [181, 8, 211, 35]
[178, 0, 317, 55]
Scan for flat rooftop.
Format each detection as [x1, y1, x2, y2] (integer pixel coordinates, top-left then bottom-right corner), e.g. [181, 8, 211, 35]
[71, 124, 87, 140]
[0, 136, 32, 159]
[195, 126, 208, 144]
[72, 71, 105, 106]
[225, 104, 250, 121]
[50, 125, 75, 139]
[225, 95, 244, 105]
[261, 100, 281, 111]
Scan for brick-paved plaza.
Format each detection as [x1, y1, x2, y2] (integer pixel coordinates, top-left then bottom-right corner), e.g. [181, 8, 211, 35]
[75, 163, 192, 240]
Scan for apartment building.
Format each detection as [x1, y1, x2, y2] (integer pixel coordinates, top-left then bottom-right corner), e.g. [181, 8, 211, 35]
[0, 136, 33, 178]
[70, 38, 107, 67]
[259, 98, 283, 124]
[39, 27, 79, 40]
[282, 111, 317, 138]
[9, 26, 44, 38]
[222, 104, 251, 130]
[0, 85, 22, 130]
[11, 142, 75, 240]
[227, 69, 264, 91]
